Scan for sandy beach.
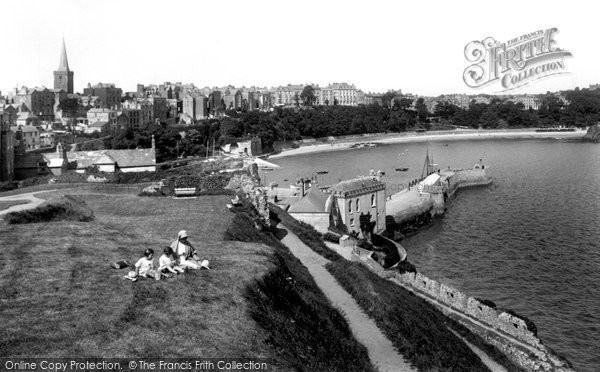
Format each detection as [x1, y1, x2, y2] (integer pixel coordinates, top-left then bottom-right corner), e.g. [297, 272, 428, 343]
[268, 128, 587, 159]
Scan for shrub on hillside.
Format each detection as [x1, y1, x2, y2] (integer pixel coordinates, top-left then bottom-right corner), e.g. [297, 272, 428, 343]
[395, 260, 417, 274]
[3, 195, 94, 224]
[0, 181, 19, 192]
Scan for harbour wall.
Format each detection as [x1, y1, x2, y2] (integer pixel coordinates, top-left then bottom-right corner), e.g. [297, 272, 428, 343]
[390, 271, 574, 371]
[386, 167, 491, 229]
[446, 168, 493, 198]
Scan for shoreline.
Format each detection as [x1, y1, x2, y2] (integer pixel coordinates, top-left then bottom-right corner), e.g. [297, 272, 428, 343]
[268, 129, 587, 159]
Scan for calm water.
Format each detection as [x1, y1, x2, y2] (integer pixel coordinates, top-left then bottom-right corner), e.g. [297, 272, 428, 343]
[268, 139, 600, 372]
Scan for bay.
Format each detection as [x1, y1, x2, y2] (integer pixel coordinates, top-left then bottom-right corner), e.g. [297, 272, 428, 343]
[268, 138, 600, 372]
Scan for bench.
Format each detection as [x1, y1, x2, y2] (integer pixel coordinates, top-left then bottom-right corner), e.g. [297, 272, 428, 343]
[174, 187, 197, 197]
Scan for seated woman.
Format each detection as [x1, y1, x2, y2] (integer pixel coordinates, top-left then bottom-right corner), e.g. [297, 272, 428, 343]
[170, 230, 209, 270]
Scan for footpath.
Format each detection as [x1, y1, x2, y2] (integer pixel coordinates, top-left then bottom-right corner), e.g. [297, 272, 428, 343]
[0, 191, 46, 216]
[277, 224, 415, 372]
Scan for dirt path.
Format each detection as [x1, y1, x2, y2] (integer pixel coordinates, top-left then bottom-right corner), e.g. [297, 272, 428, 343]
[278, 224, 415, 372]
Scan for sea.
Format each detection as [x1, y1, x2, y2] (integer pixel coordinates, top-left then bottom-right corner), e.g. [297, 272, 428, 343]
[267, 138, 600, 372]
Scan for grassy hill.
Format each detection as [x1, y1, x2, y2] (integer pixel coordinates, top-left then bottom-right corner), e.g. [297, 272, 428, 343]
[0, 191, 373, 371]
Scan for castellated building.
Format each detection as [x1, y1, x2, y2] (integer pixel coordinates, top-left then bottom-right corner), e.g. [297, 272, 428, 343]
[53, 39, 74, 94]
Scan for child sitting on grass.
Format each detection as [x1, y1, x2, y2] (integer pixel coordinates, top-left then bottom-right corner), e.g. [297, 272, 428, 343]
[125, 248, 160, 281]
[158, 246, 185, 277]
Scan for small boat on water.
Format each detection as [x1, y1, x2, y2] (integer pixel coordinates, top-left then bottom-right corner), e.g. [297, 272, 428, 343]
[395, 167, 409, 172]
[351, 234, 407, 273]
[316, 170, 329, 174]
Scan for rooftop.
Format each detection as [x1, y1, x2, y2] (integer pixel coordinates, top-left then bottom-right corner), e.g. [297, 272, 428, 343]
[288, 187, 331, 213]
[333, 177, 385, 197]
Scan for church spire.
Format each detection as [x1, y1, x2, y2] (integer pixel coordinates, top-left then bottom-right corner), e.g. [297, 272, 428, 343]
[58, 38, 70, 72]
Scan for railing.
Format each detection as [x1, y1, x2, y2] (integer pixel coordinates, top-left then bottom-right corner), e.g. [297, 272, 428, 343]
[421, 185, 445, 194]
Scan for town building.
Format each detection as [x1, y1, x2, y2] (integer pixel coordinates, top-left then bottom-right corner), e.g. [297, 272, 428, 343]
[148, 96, 169, 123]
[288, 187, 332, 233]
[182, 95, 208, 121]
[122, 98, 153, 125]
[208, 91, 223, 116]
[275, 84, 304, 106]
[329, 176, 387, 236]
[83, 83, 123, 109]
[321, 82, 358, 106]
[11, 125, 41, 149]
[44, 137, 157, 174]
[0, 113, 15, 181]
[53, 39, 74, 94]
[508, 95, 540, 110]
[87, 108, 118, 130]
[13, 87, 55, 121]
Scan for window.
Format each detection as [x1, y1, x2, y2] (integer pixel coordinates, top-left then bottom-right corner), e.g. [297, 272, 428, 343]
[348, 200, 352, 213]
[356, 198, 360, 212]
[350, 218, 354, 226]
[371, 194, 376, 207]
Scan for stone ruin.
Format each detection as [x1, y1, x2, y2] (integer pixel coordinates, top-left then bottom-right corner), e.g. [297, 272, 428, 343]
[225, 163, 270, 227]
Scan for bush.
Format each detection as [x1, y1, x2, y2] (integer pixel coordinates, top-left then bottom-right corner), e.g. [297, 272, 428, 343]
[3, 195, 94, 224]
[0, 181, 19, 192]
[323, 232, 340, 244]
[395, 260, 417, 274]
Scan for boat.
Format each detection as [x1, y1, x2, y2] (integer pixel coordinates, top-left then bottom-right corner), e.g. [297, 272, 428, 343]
[395, 167, 409, 172]
[421, 148, 438, 178]
[316, 170, 329, 174]
[351, 234, 407, 273]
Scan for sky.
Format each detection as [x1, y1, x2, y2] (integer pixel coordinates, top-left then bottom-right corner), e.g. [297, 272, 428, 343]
[0, 0, 597, 96]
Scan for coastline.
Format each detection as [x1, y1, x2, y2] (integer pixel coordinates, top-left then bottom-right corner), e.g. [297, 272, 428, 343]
[268, 128, 587, 159]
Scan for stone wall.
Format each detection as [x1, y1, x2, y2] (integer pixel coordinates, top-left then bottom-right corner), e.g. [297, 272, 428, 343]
[447, 169, 492, 197]
[225, 163, 270, 227]
[395, 272, 543, 349]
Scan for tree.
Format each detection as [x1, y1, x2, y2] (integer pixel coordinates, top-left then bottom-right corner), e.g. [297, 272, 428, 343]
[393, 97, 414, 111]
[293, 92, 300, 107]
[300, 85, 316, 107]
[415, 98, 429, 122]
[433, 101, 458, 120]
[57, 98, 79, 118]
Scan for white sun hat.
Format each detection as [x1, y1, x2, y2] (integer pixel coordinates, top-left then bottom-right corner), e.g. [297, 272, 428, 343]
[200, 260, 210, 270]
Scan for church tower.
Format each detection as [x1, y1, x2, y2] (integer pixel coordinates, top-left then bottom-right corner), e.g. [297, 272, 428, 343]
[53, 38, 74, 94]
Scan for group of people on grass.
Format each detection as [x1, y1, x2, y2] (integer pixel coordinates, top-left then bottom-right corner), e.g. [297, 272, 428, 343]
[125, 230, 209, 282]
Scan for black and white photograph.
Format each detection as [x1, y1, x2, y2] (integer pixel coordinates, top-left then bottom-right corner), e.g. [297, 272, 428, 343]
[0, 1, 598, 371]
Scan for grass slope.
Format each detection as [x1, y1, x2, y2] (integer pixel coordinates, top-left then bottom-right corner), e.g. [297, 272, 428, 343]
[226, 199, 375, 371]
[0, 193, 278, 362]
[327, 261, 526, 372]
[272, 203, 525, 371]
